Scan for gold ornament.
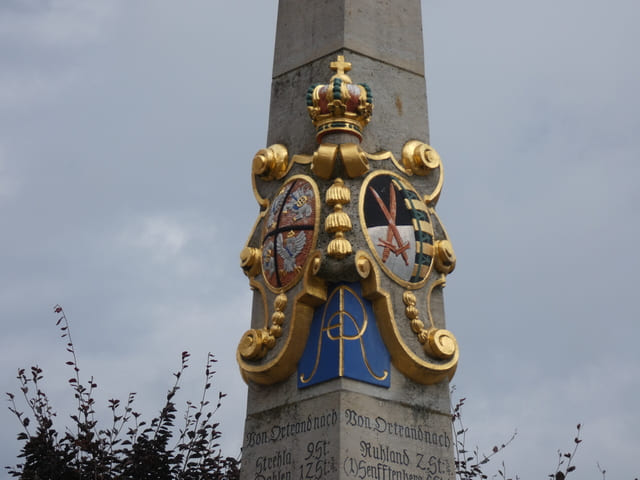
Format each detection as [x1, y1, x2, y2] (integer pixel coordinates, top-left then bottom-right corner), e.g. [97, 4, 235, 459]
[237, 252, 328, 385]
[326, 177, 351, 205]
[355, 251, 458, 384]
[238, 56, 459, 386]
[269, 294, 287, 339]
[424, 328, 457, 360]
[402, 289, 458, 361]
[239, 247, 262, 277]
[307, 55, 373, 143]
[340, 143, 369, 178]
[325, 178, 352, 259]
[326, 235, 352, 259]
[238, 294, 289, 361]
[402, 291, 424, 335]
[238, 329, 269, 361]
[402, 140, 441, 176]
[252, 144, 289, 181]
[311, 143, 338, 179]
[434, 239, 456, 274]
[325, 211, 352, 233]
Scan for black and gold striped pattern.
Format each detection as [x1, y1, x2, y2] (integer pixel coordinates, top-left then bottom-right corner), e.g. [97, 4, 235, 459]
[392, 179, 434, 283]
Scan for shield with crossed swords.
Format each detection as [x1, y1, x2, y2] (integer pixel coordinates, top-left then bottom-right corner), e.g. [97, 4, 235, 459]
[361, 171, 435, 287]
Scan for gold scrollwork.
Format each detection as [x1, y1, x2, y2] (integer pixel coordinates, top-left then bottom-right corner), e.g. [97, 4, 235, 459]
[252, 144, 290, 181]
[237, 250, 328, 385]
[238, 328, 270, 361]
[238, 293, 287, 360]
[366, 150, 406, 174]
[434, 240, 456, 274]
[398, 140, 444, 206]
[238, 293, 289, 362]
[238, 280, 269, 362]
[355, 250, 458, 384]
[356, 147, 443, 206]
[311, 143, 338, 180]
[240, 247, 262, 277]
[340, 143, 369, 178]
[424, 328, 457, 360]
[355, 253, 371, 278]
[250, 145, 291, 209]
[402, 140, 441, 176]
[325, 178, 353, 259]
[292, 154, 313, 165]
[402, 290, 457, 361]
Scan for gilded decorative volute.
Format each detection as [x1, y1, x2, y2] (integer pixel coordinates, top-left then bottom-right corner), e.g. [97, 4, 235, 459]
[238, 56, 458, 387]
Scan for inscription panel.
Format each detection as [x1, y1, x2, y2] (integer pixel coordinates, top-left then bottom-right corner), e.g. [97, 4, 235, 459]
[242, 404, 340, 480]
[341, 397, 454, 480]
[241, 392, 454, 480]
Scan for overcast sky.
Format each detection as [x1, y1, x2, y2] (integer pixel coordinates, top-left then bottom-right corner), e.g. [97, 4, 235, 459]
[1, 1, 638, 478]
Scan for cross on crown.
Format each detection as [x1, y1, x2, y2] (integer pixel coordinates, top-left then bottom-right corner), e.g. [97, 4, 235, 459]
[330, 55, 352, 82]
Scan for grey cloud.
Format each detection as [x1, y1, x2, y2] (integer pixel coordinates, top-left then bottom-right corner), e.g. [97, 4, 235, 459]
[1, 1, 637, 479]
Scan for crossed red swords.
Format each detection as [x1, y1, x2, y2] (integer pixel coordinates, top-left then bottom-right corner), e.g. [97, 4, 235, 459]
[368, 184, 410, 266]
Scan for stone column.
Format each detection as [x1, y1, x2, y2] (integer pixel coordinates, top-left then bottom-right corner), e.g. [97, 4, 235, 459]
[267, 0, 430, 158]
[237, 1, 459, 479]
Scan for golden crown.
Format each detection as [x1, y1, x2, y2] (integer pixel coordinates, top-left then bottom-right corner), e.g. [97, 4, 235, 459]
[306, 56, 373, 143]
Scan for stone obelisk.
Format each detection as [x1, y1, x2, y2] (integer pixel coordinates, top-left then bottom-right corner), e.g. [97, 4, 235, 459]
[237, 1, 459, 479]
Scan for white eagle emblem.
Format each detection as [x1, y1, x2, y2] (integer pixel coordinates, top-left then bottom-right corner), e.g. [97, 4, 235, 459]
[277, 231, 307, 272]
[284, 185, 313, 221]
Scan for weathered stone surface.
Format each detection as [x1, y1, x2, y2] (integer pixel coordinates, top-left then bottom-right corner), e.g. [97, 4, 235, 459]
[273, 0, 426, 77]
[239, 1, 455, 479]
[246, 365, 451, 417]
[241, 390, 454, 480]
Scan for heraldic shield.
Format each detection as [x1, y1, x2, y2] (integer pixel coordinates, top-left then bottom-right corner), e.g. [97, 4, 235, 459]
[237, 56, 458, 387]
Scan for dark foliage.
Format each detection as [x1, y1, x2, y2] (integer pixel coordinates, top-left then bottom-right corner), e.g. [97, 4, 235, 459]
[7, 306, 636, 480]
[6, 305, 240, 480]
[451, 389, 585, 480]
[451, 393, 516, 480]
